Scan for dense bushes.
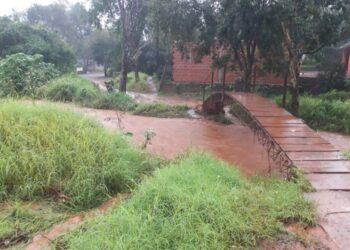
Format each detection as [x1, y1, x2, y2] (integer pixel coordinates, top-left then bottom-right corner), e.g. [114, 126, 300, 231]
[276, 94, 350, 134]
[40, 74, 137, 111]
[0, 53, 59, 97]
[0, 101, 158, 210]
[63, 153, 315, 249]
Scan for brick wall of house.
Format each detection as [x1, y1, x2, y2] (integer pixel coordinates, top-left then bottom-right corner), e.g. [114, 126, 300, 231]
[172, 46, 286, 85]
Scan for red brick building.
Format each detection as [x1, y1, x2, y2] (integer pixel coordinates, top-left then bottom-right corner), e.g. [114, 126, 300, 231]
[172, 46, 286, 86]
[341, 42, 350, 77]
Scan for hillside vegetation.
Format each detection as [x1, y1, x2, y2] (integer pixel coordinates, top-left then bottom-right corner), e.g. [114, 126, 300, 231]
[0, 101, 158, 211]
[62, 153, 315, 249]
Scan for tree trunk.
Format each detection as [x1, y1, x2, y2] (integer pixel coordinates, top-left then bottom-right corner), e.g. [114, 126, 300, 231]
[210, 67, 214, 92]
[243, 69, 252, 92]
[282, 70, 289, 108]
[104, 63, 108, 77]
[282, 23, 300, 115]
[155, 19, 160, 75]
[118, 0, 127, 93]
[120, 42, 128, 92]
[221, 65, 227, 105]
[134, 59, 140, 82]
[159, 64, 167, 91]
[289, 57, 301, 115]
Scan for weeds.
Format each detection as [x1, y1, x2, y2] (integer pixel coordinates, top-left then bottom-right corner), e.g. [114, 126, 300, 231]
[0, 201, 67, 248]
[275, 94, 350, 134]
[0, 101, 158, 210]
[133, 103, 190, 118]
[63, 153, 316, 249]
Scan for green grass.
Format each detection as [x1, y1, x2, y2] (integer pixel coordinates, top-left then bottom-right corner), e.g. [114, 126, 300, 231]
[0, 201, 67, 247]
[62, 153, 316, 249]
[115, 72, 152, 93]
[0, 101, 158, 211]
[275, 94, 350, 134]
[133, 103, 190, 118]
[39, 74, 137, 111]
[319, 90, 350, 102]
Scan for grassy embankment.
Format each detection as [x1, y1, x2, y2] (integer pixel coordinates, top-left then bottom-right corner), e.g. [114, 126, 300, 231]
[115, 72, 153, 93]
[59, 153, 316, 249]
[0, 101, 160, 245]
[0, 100, 316, 248]
[39, 74, 190, 118]
[275, 91, 350, 134]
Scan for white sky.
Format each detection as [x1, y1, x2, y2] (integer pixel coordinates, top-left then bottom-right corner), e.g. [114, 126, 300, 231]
[0, 0, 90, 16]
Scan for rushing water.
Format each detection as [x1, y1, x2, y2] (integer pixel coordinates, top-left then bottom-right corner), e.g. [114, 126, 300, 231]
[76, 107, 278, 177]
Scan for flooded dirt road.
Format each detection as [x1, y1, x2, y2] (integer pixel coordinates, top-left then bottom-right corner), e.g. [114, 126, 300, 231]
[74, 106, 276, 176]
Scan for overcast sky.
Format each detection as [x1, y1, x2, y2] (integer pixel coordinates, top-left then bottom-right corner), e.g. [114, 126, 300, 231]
[0, 0, 89, 16]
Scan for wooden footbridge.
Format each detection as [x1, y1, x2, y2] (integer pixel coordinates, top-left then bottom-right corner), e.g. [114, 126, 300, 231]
[204, 92, 350, 248]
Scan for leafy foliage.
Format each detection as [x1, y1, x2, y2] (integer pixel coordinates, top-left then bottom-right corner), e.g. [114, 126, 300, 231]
[316, 48, 347, 92]
[40, 74, 137, 112]
[0, 101, 157, 210]
[276, 94, 350, 134]
[133, 103, 189, 118]
[0, 53, 58, 97]
[0, 17, 75, 72]
[63, 153, 315, 249]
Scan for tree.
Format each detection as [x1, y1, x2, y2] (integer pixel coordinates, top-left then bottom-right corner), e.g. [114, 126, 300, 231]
[91, 0, 147, 92]
[26, 3, 93, 71]
[217, 0, 274, 92]
[275, 0, 346, 114]
[317, 47, 347, 92]
[0, 53, 59, 97]
[0, 17, 75, 72]
[87, 30, 121, 77]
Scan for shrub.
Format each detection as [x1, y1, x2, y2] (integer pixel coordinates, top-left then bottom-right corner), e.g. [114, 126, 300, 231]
[91, 92, 137, 111]
[133, 103, 189, 118]
[0, 101, 158, 210]
[0, 53, 59, 97]
[275, 94, 350, 134]
[43, 74, 98, 103]
[319, 90, 350, 102]
[115, 72, 152, 93]
[42, 74, 137, 111]
[64, 153, 315, 249]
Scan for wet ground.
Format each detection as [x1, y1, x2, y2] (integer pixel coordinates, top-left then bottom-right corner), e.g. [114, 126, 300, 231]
[319, 131, 350, 152]
[82, 72, 202, 107]
[74, 106, 277, 177]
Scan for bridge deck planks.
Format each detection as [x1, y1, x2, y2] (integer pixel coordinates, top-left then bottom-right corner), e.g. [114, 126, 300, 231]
[229, 92, 350, 185]
[225, 92, 350, 247]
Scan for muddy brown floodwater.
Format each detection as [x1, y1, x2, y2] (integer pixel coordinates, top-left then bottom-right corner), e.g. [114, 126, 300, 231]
[73, 106, 277, 177]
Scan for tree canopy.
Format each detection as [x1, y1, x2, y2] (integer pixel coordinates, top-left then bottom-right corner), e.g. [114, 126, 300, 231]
[0, 17, 75, 72]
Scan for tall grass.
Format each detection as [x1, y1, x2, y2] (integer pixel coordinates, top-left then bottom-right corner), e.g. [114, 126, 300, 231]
[39, 74, 137, 111]
[0, 101, 158, 210]
[133, 103, 190, 118]
[63, 153, 315, 249]
[275, 94, 350, 134]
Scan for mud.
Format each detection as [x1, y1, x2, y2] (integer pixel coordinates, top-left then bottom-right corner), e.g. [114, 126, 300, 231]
[26, 193, 130, 250]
